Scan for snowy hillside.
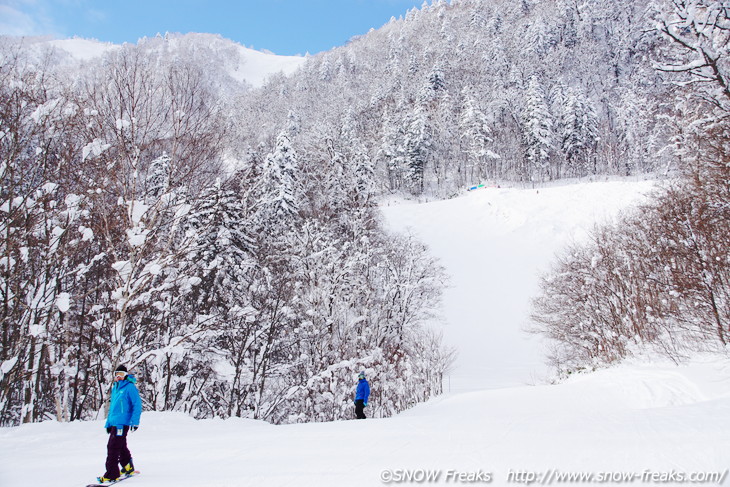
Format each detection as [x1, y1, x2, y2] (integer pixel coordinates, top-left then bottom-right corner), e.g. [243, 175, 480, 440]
[37, 34, 306, 88]
[381, 178, 658, 391]
[152, 33, 306, 88]
[3, 179, 729, 487]
[48, 38, 120, 60]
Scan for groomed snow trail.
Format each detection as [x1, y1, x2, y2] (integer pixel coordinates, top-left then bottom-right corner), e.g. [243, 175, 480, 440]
[380, 179, 657, 391]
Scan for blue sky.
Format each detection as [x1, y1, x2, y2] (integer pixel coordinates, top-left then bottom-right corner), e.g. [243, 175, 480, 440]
[0, 0, 430, 56]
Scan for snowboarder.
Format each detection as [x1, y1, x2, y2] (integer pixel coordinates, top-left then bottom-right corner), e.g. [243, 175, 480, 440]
[97, 364, 142, 484]
[354, 371, 370, 419]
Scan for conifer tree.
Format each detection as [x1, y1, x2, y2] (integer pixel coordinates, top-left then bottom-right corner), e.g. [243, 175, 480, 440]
[259, 131, 300, 222]
[560, 87, 598, 177]
[522, 76, 555, 182]
[460, 90, 499, 182]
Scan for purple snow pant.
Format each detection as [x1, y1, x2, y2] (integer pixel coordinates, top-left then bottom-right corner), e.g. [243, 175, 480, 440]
[105, 426, 132, 479]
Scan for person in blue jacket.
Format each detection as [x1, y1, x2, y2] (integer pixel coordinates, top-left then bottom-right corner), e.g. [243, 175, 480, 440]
[354, 371, 370, 419]
[98, 364, 142, 484]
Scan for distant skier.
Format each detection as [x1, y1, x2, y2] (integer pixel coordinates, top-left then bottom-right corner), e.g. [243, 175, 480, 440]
[354, 371, 370, 419]
[97, 364, 142, 484]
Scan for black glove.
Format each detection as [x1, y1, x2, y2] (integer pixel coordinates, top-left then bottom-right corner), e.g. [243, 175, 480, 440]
[106, 427, 112, 434]
[131, 426, 138, 432]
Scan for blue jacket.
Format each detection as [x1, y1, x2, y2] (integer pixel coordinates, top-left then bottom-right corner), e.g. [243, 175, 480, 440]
[105, 375, 142, 429]
[355, 379, 370, 402]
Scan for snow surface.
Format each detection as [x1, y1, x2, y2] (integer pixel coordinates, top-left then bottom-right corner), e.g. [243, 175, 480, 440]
[48, 39, 120, 61]
[221, 43, 306, 88]
[3, 179, 730, 487]
[380, 178, 658, 391]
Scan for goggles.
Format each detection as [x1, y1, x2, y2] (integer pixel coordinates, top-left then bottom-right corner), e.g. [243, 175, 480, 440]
[114, 371, 128, 379]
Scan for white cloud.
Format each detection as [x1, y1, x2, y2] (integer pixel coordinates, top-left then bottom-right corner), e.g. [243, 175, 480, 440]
[0, 1, 60, 37]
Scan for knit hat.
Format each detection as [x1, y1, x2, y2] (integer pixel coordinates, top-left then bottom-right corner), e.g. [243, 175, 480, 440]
[358, 371, 366, 379]
[115, 364, 128, 373]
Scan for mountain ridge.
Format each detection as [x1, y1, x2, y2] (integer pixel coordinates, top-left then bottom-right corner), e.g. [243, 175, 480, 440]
[6, 32, 307, 88]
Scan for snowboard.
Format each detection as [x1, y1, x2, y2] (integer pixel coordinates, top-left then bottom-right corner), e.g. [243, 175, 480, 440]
[85, 470, 140, 487]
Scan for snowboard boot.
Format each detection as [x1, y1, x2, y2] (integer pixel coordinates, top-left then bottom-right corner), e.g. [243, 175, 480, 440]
[96, 476, 120, 484]
[121, 463, 135, 476]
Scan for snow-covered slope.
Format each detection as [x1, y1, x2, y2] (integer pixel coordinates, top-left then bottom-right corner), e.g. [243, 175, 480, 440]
[2, 357, 728, 487]
[381, 178, 657, 391]
[46, 38, 119, 60]
[223, 42, 307, 87]
[3, 179, 729, 487]
[152, 33, 306, 88]
[38, 34, 306, 88]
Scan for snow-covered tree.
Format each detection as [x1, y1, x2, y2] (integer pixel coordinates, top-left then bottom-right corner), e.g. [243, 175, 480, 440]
[403, 109, 430, 194]
[654, 0, 730, 111]
[522, 76, 555, 182]
[560, 86, 599, 177]
[460, 90, 500, 183]
[378, 108, 407, 192]
[259, 131, 300, 222]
